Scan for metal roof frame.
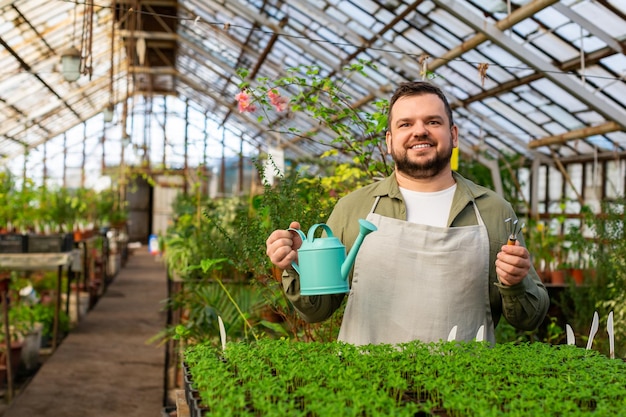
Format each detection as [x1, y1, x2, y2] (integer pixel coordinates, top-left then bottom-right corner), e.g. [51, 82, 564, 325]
[0, 0, 625, 184]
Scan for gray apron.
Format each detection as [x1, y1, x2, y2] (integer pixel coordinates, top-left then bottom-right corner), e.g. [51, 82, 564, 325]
[337, 197, 494, 345]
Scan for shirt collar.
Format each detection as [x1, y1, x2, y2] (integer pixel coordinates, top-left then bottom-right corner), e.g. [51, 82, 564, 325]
[373, 170, 490, 201]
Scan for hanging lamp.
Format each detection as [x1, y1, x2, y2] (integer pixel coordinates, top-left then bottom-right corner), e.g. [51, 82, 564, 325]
[103, 104, 114, 123]
[61, 46, 81, 82]
[121, 132, 131, 147]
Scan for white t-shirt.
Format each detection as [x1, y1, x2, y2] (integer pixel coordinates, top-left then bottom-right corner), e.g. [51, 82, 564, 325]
[399, 184, 457, 227]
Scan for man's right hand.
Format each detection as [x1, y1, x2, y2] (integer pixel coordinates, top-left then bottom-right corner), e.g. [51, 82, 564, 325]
[266, 221, 302, 270]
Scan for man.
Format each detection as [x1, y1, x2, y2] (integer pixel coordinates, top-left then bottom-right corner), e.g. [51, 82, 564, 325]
[266, 81, 549, 345]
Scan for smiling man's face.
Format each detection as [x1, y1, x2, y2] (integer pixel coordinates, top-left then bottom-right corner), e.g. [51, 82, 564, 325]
[386, 93, 458, 180]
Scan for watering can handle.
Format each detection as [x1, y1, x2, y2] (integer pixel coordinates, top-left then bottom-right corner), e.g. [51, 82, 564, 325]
[306, 223, 334, 241]
[287, 227, 307, 274]
[286, 224, 334, 274]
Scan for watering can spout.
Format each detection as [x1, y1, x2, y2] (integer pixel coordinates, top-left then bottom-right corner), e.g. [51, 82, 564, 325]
[341, 219, 377, 279]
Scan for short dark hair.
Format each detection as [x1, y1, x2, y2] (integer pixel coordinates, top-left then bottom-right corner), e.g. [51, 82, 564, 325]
[387, 81, 455, 130]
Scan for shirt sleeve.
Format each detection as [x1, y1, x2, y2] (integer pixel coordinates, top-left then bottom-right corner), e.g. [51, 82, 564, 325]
[494, 275, 550, 331]
[281, 268, 346, 323]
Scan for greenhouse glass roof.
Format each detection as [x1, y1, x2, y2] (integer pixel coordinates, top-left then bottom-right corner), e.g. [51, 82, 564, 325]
[1, 0, 625, 177]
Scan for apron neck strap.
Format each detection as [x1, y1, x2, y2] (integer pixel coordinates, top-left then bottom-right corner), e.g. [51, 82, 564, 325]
[369, 195, 485, 226]
[370, 196, 381, 214]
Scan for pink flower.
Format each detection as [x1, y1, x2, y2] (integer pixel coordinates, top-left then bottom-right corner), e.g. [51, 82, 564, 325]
[235, 91, 257, 113]
[272, 96, 289, 112]
[267, 89, 280, 102]
[235, 90, 250, 104]
[238, 101, 257, 113]
[267, 89, 289, 112]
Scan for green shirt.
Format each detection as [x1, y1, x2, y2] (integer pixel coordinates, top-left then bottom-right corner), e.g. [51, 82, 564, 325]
[282, 171, 549, 333]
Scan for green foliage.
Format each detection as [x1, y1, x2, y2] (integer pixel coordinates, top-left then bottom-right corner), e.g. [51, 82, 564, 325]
[456, 155, 493, 188]
[1, 301, 67, 343]
[94, 187, 128, 227]
[237, 61, 392, 179]
[40, 186, 93, 232]
[32, 302, 69, 338]
[160, 195, 259, 339]
[162, 191, 223, 281]
[185, 339, 626, 416]
[207, 159, 332, 279]
[564, 210, 593, 270]
[161, 161, 349, 346]
[496, 316, 565, 345]
[559, 198, 626, 357]
[0, 169, 125, 232]
[525, 217, 560, 273]
[7, 302, 38, 337]
[457, 151, 528, 211]
[30, 271, 58, 294]
[207, 161, 354, 342]
[0, 174, 38, 233]
[166, 279, 266, 345]
[0, 169, 16, 230]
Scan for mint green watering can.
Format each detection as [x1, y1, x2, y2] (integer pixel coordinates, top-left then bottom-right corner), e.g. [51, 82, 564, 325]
[289, 219, 377, 296]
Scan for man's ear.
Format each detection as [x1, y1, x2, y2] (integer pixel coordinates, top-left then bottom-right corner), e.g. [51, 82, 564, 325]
[385, 130, 392, 154]
[451, 124, 459, 148]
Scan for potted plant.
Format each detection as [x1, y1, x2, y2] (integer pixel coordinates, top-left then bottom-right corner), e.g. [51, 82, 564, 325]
[526, 219, 558, 283]
[0, 337, 22, 390]
[95, 187, 128, 229]
[563, 205, 597, 286]
[8, 301, 43, 371]
[552, 234, 570, 286]
[574, 198, 626, 356]
[0, 172, 26, 251]
[11, 179, 38, 234]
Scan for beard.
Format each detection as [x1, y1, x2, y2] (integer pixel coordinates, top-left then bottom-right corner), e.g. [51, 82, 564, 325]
[390, 140, 453, 179]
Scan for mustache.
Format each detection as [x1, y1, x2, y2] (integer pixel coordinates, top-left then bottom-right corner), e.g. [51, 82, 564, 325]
[406, 137, 435, 148]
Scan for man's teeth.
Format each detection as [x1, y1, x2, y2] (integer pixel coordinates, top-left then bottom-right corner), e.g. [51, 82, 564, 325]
[411, 144, 431, 149]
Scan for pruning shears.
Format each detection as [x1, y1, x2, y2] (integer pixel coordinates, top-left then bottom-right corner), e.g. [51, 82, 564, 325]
[504, 218, 524, 246]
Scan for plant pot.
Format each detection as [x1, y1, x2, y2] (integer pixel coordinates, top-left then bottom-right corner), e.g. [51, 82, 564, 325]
[0, 340, 23, 388]
[571, 268, 585, 286]
[538, 269, 552, 284]
[551, 270, 566, 285]
[20, 323, 43, 371]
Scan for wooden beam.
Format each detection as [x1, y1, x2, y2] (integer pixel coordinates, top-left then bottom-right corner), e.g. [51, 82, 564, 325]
[428, 0, 558, 70]
[528, 121, 621, 149]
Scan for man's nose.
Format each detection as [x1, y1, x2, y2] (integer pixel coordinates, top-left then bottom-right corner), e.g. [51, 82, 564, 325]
[411, 121, 428, 137]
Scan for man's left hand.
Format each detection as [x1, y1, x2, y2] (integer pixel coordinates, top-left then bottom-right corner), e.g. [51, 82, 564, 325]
[495, 241, 531, 286]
